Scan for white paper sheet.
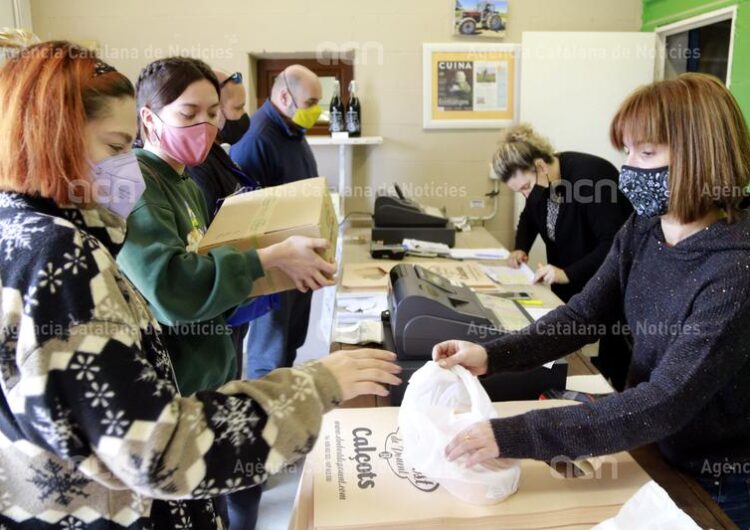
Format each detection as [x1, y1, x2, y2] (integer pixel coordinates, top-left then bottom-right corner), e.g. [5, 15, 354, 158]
[482, 263, 535, 285]
[525, 307, 554, 321]
[449, 247, 510, 260]
[566, 375, 615, 395]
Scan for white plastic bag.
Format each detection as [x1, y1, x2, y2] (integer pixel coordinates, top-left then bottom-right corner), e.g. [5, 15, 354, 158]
[398, 361, 521, 505]
[592, 480, 701, 530]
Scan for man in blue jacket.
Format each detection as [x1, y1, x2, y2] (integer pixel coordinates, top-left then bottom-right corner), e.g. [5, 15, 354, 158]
[231, 64, 323, 379]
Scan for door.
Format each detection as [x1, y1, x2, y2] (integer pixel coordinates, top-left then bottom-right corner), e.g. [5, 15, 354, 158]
[515, 31, 657, 267]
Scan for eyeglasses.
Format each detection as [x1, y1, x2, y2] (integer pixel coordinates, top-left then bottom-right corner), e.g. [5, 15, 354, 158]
[219, 72, 243, 88]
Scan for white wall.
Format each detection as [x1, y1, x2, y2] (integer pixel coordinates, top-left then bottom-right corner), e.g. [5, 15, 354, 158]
[29, 0, 643, 248]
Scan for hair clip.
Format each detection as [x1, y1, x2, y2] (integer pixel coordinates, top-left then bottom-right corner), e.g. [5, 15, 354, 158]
[93, 59, 116, 77]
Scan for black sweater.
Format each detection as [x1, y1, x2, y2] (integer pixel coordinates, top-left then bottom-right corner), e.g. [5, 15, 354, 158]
[514, 152, 633, 301]
[490, 211, 750, 476]
[185, 142, 258, 222]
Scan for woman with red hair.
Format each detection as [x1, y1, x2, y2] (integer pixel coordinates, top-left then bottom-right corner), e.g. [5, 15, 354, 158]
[0, 41, 400, 530]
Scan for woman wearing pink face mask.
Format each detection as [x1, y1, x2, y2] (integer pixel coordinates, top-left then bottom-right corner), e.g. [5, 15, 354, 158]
[117, 57, 337, 396]
[116, 57, 342, 529]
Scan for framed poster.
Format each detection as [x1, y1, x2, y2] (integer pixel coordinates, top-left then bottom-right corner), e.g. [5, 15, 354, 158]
[453, 0, 509, 38]
[423, 43, 520, 129]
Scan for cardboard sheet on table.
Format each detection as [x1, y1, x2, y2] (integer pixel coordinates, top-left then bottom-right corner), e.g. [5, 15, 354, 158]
[309, 400, 652, 530]
[341, 261, 496, 291]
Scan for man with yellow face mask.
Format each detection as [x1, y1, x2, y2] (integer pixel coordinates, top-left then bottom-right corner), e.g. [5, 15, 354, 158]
[230, 64, 324, 381]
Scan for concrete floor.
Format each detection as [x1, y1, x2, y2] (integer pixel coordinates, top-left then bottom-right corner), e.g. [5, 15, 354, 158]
[256, 460, 305, 530]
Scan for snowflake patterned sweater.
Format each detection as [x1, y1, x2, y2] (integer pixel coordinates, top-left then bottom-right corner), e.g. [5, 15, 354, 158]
[0, 192, 341, 529]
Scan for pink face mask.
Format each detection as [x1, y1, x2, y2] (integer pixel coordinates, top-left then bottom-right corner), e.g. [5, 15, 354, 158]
[153, 113, 218, 167]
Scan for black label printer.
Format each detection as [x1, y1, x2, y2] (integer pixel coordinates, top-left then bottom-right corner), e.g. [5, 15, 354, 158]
[371, 185, 456, 247]
[382, 264, 568, 405]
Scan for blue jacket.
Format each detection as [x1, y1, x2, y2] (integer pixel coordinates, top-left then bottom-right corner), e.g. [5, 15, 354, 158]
[230, 99, 318, 188]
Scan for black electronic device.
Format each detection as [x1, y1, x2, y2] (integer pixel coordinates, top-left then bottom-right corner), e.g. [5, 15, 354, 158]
[382, 263, 568, 404]
[371, 185, 456, 247]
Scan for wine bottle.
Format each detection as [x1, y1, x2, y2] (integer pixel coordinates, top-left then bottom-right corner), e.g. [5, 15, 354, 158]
[329, 79, 345, 134]
[346, 80, 361, 137]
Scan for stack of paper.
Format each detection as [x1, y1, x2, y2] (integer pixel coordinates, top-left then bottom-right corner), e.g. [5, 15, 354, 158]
[332, 292, 389, 345]
[310, 401, 652, 530]
[335, 292, 389, 324]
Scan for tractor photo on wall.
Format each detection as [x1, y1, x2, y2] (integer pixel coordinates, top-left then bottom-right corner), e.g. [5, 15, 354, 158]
[454, 0, 508, 38]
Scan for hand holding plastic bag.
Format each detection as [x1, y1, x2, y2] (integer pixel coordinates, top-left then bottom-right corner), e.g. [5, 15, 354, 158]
[398, 361, 521, 505]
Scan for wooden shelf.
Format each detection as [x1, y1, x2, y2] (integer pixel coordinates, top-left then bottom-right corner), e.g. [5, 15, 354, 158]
[306, 136, 383, 146]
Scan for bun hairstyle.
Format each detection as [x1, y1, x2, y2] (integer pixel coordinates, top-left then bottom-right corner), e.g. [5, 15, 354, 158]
[0, 41, 134, 205]
[0, 28, 40, 61]
[134, 57, 220, 147]
[492, 123, 556, 183]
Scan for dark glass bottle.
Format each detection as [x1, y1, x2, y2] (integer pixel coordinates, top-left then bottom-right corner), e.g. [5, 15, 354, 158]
[345, 80, 361, 137]
[329, 79, 345, 134]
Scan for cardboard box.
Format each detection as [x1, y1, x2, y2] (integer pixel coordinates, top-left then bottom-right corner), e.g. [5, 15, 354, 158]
[197, 177, 338, 297]
[341, 261, 496, 291]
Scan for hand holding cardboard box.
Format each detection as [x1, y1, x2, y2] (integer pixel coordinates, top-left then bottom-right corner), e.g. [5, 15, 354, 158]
[198, 177, 338, 297]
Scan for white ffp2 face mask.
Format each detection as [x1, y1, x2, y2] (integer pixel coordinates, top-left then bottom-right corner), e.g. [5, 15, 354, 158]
[89, 152, 146, 219]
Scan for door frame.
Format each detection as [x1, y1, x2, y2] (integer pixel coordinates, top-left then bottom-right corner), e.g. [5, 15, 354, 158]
[654, 5, 738, 86]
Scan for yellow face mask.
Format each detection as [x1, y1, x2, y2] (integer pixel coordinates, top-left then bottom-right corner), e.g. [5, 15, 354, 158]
[282, 71, 322, 130]
[291, 103, 322, 130]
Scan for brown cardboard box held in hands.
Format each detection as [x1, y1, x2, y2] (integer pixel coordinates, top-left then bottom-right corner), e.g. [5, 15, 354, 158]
[198, 177, 338, 297]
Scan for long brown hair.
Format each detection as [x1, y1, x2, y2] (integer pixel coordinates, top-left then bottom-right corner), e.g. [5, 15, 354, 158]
[0, 41, 134, 205]
[611, 73, 750, 223]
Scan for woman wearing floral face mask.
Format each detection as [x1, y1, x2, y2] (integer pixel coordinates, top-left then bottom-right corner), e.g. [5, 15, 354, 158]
[432, 73, 750, 528]
[0, 42, 401, 530]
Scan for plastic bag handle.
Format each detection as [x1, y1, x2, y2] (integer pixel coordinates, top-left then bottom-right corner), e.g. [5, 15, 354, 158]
[450, 364, 486, 417]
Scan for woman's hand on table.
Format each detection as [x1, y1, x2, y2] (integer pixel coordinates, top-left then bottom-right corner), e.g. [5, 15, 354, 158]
[258, 235, 337, 292]
[445, 421, 500, 467]
[507, 250, 528, 269]
[533, 263, 569, 286]
[320, 349, 402, 401]
[432, 340, 489, 377]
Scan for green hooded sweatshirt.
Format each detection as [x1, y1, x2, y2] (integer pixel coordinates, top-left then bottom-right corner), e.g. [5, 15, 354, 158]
[118, 149, 264, 394]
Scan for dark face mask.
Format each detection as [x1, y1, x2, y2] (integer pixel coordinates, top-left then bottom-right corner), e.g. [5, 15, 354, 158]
[619, 165, 670, 217]
[527, 184, 548, 205]
[220, 113, 250, 145]
[525, 169, 548, 205]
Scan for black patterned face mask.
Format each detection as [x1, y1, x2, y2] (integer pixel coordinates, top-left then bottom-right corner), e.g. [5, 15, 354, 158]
[619, 165, 670, 217]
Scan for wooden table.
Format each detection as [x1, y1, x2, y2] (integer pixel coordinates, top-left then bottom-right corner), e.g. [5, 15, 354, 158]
[293, 226, 737, 530]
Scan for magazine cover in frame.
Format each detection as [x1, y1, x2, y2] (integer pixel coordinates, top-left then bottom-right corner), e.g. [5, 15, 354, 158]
[423, 43, 520, 129]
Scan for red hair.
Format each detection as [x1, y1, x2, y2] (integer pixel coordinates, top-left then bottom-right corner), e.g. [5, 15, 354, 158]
[0, 41, 134, 205]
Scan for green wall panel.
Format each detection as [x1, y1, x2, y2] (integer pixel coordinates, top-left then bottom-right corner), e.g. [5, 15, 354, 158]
[642, 0, 750, 122]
